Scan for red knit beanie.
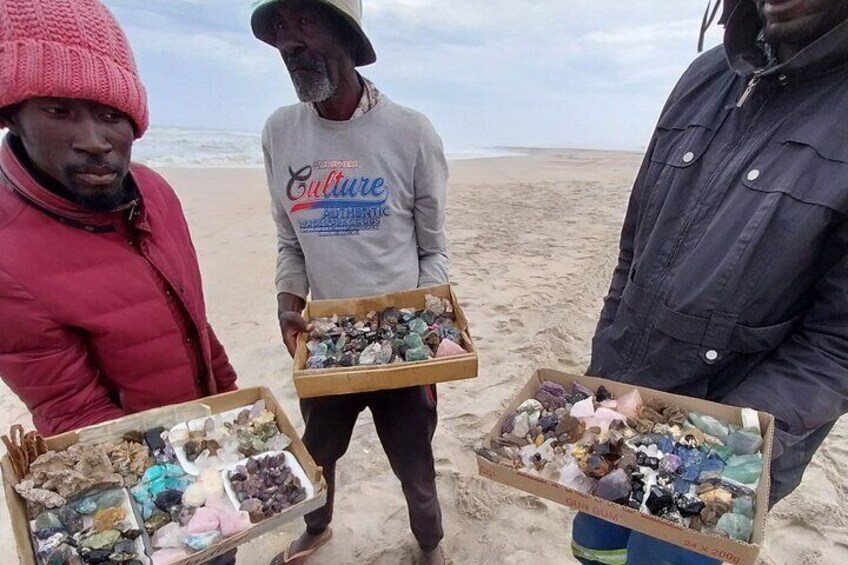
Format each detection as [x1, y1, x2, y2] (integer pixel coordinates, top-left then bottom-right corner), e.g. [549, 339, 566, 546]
[0, 0, 149, 137]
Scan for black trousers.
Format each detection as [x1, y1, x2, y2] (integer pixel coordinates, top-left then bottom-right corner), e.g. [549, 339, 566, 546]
[300, 385, 444, 551]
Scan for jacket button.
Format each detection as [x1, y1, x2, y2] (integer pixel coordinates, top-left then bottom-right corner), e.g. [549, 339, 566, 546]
[705, 350, 719, 362]
[747, 169, 761, 181]
[682, 152, 695, 163]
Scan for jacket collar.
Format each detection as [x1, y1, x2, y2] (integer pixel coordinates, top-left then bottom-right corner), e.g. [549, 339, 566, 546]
[0, 135, 146, 230]
[724, 2, 848, 80]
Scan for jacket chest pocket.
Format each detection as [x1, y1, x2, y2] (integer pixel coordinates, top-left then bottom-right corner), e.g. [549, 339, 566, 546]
[742, 125, 848, 214]
[639, 122, 721, 240]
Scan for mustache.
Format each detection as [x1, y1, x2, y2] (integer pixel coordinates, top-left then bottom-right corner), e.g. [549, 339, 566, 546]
[66, 161, 122, 176]
[284, 52, 326, 73]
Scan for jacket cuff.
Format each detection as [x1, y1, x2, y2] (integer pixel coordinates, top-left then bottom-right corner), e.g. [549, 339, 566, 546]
[276, 277, 309, 300]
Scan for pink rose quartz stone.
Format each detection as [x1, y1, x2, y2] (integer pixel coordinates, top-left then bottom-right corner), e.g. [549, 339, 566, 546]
[616, 389, 643, 419]
[584, 408, 627, 432]
[186, 506, 221, 534]
[219, 510, 252, 537]
[570, 397, 596, 419]
[151, 522, 184, 549]
[436, 339, 465, 357]
[152, 549, 190, 565]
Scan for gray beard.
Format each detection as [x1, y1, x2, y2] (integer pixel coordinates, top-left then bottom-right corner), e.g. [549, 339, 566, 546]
[291, 63, 337, 103]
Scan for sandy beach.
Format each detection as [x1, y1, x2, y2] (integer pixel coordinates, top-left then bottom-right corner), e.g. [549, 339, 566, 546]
[2, 150, 846, 564]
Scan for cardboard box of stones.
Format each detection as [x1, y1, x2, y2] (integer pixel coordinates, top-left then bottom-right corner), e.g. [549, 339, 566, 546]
[475, 369, 775, 565]
[1, 388, 327, 565]
[293, 284, 478, 399]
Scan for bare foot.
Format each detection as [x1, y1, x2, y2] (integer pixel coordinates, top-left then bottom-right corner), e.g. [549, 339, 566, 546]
[422, 544, 446, 565]
[271, 529, 333, 565]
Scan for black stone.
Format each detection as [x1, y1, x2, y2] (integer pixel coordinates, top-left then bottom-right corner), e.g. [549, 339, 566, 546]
[154, 489, 183, 511]
[676, 493, 706, 517]
[645, 486, 675, 516]
[596, 386, 614, 402]
[144, 427, 167, 452]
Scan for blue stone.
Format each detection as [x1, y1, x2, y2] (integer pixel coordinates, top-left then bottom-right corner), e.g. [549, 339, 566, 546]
[677, 447, 706, 483]
[164, 464, 185, 478]
[71, 498, 98, 516]
[673, 477, 693, 495]
[142, 465, 166, 483]
[698, 456, 725, 482]
[658, 437, 675, 455]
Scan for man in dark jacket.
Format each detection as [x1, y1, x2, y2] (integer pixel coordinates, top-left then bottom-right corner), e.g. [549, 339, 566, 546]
[574, 0, 848, 563]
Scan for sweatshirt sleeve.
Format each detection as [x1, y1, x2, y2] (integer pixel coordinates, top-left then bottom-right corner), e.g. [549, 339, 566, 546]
[0, 267, 125, 435]
[263, 123, 310, 300]
[414, 118, 451, 288]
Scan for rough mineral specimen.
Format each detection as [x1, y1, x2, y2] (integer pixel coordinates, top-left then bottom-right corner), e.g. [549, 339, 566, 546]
[594, 469, 631, 501]
[716, 512, 753, 541]
[228, 453, 308, 521]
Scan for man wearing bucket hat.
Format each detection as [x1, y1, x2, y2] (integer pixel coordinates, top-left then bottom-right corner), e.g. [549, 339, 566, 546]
[0, 0, 238, 437]
[252, 1, 449, 563]
[579, 0, 848, 563]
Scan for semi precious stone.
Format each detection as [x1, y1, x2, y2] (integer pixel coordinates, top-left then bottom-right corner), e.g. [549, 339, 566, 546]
[677, 447, 706, 483]
[559, 460, 597, 494]
[152, 522, 184, 549]
[594, 469, 631, 502]
[151, 548, 190, 565]
[723, 454, 763, 485]
[733, 496, 755, 519]
[405, 346, 431, 362]
[676, 493, 706, 517]
[186, 506, 221, 534]
[219, 510, 252, 537]
[615, 389, 643, 419]
[697, 457, 725, 482]
[183, 531, 222, 551]
[726, 428, 763, 456]
[645, 486, 675, 516]
[717, 512, 753, 541]
[80, 529, 121, 550]
[687, 413, 729, 442]
[436, 339, 465, 357]
[659, 454, 682, 474]
[570, 397, 596, 419]
[93, 506, 126, 533]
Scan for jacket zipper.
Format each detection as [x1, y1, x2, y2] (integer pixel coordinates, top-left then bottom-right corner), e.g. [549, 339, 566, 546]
[736, 72, 762, 107]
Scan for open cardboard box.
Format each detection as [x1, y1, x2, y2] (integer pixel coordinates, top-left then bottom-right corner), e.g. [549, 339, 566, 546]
[476, 369, 775, 565]
[1, 388, 328, 565]
[293, 284, 478, 399]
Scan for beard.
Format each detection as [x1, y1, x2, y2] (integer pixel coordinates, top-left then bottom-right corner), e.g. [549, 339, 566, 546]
[63, 165, 137, 213]
[757, 0, 848, 47]
[284, 53, 337, 103]
[70, 183, 137, 213]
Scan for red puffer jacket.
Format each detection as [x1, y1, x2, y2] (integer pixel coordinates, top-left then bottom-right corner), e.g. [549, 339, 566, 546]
[0, 138, 237, 436]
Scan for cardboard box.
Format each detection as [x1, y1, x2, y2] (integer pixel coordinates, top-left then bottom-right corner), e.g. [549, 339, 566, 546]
[476, 369, 774, 565]
[293, 284, 478, 399]
[2, 388, 328, 565]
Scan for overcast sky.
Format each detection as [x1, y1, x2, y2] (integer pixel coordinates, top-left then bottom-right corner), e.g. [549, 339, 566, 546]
[102, 0, 724, 151]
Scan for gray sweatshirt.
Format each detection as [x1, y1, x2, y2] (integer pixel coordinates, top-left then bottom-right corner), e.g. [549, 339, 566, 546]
[262, 95, 450, 301]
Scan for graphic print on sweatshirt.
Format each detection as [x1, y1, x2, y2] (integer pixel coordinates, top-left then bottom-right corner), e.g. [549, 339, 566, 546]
[286, 159, 391, 237]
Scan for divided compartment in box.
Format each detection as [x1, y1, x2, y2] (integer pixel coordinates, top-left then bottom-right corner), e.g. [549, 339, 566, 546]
[3, 388, 328, 565]
[169, 405, 292, 476]
[293, 284, 479, 398]
[220, 451, 314, 518]
[29, 487, 150, 565]
[476, 369, 775, 565]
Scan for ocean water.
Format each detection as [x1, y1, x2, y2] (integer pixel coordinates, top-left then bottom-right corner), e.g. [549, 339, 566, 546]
[133, 126, 520, 168]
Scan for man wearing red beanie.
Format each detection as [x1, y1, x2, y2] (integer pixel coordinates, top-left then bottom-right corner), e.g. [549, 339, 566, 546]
[0, 0, 238, 436]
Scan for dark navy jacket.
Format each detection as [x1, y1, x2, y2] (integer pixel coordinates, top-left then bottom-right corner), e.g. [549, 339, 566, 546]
[589, 3, 848, 503]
